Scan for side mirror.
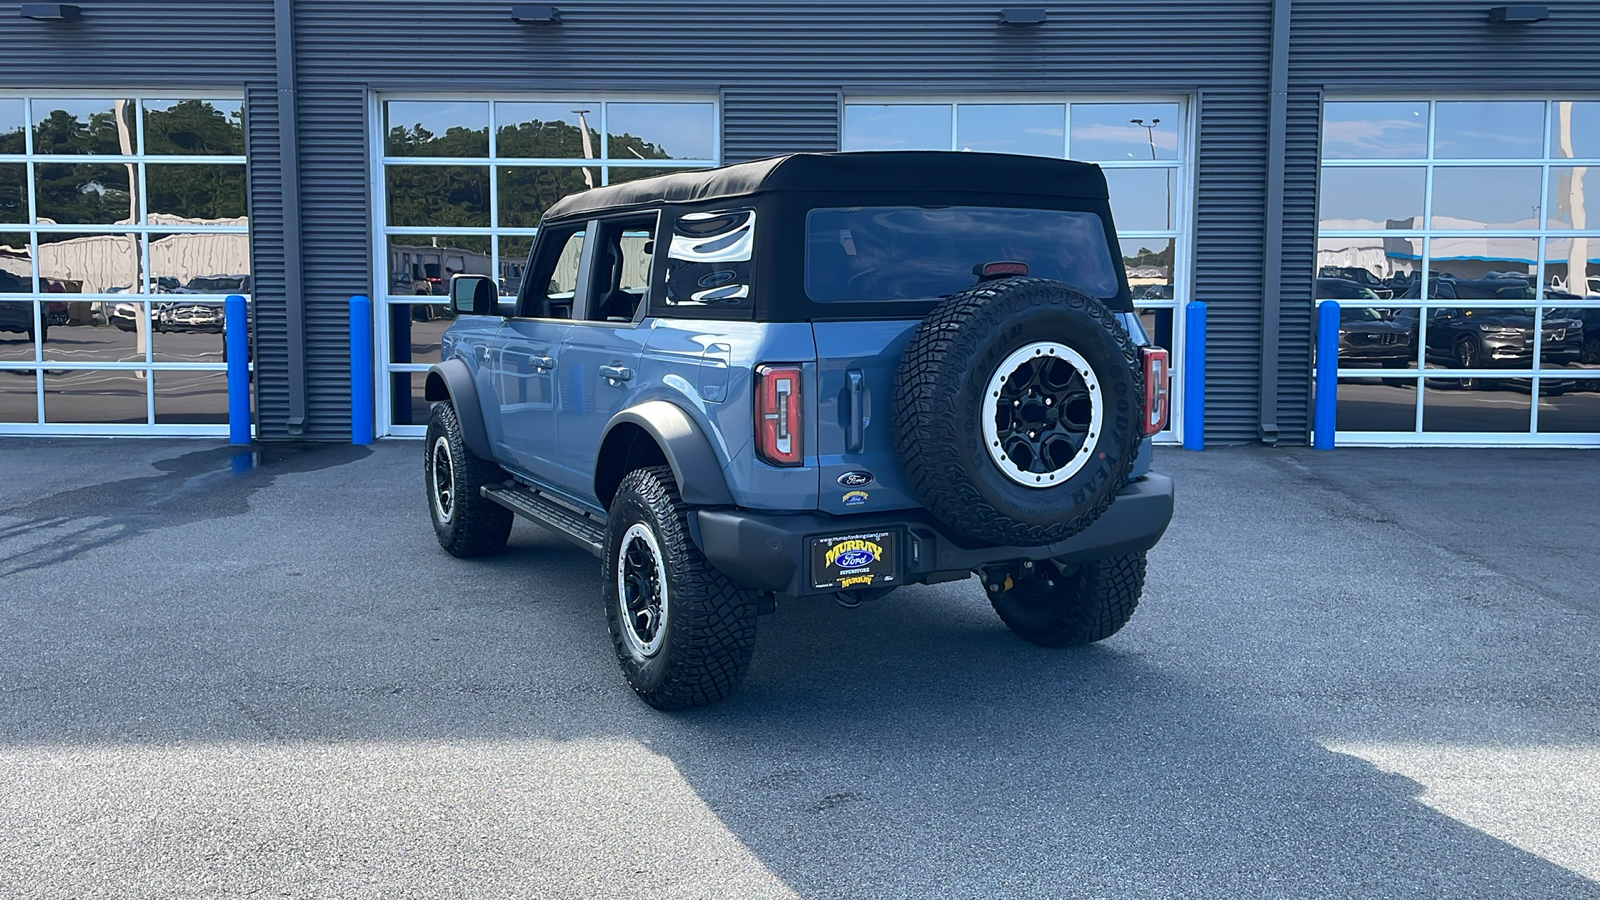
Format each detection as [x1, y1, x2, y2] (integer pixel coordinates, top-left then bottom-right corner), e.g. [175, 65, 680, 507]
[451, 274, 498, 316]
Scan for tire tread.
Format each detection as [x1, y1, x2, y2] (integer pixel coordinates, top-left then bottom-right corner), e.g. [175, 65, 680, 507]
[605, 466, 758, 710]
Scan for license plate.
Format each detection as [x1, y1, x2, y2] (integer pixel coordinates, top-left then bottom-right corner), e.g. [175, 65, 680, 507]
[810, 530, 898, 591]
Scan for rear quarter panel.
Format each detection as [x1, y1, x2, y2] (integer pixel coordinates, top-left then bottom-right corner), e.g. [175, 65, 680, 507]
[641, 318, 819, 510]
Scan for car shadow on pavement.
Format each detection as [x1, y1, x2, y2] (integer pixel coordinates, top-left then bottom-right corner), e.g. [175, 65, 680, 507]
[0, 442, 370, 579]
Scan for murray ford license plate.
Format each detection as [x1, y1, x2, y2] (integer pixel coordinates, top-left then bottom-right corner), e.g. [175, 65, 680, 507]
[810, 530, 898, 591]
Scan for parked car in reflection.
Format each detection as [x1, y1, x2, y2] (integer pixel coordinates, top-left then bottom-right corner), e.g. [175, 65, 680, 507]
[1547, 307, 1600, 366]
[1421, 307, 1583, 371]
[1318, 266, 1394, 299]
[186, 274, 251, 294]
[156, 301, 225, 332]
[1393, 276, 1585, 371]
[1339, 306, 1414, 368]
[0, 270, 44, 341]
[1318, 280, 1413, 367]
[110, 301, 142, 332]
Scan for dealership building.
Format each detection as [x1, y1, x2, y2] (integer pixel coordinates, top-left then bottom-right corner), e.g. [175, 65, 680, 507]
[1, 0, 1597, 447]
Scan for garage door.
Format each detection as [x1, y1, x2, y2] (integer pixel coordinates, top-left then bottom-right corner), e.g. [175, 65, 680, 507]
[373, 96, 719, 436]
[841, 98, 1191, 444]
[0, 94, 249, 435]
[1319, 99, 1600, 445]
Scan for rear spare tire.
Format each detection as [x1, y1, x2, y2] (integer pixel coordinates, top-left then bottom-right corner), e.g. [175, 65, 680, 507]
[893, 277, 1142, 547]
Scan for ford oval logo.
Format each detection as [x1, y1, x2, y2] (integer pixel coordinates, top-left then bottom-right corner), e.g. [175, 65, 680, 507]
[837, 471, 874, 488]
[697, 269, 738, 288]
[835, 549, 876, 569]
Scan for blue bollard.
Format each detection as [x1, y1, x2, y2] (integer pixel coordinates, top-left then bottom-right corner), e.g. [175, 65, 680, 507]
[225, 294, 250, 444]
[350, 294, 375, 445]
[1313, 300, 1340, 450]
[1182, 301, 1206, 451]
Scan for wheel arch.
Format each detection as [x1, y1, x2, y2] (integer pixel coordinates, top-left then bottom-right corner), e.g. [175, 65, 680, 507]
[596, 401, 735, 510]
[425, 358, 493, 460]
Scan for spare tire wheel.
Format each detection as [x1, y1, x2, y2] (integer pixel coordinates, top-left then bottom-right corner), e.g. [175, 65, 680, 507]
[892, 277, 1142, 547]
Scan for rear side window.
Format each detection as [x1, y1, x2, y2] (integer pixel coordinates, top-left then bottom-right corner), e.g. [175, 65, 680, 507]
[665, 208, 755, 308]
[805, 206, 1119, 303]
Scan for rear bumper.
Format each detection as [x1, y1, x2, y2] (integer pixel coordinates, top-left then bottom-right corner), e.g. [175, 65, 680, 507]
[694, 474, 1174, 596]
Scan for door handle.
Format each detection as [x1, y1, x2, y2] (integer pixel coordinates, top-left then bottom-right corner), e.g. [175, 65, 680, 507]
[531, 355, 555, 371]
[599, 365, 633, 383]
[846, 369, 865, 452]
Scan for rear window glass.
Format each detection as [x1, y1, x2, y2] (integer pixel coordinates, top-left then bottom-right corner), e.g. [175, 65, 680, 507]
[805, 206, 1119, 303]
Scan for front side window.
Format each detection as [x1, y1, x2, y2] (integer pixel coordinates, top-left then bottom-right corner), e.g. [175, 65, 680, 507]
[521, 228, 585, 318]
[804, 206, 1119, 303]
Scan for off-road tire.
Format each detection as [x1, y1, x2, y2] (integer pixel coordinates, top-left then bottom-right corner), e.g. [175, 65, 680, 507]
[987, 552, 1147, 647]
[424, 402, 513, 557]
[604, 465, 759, 710]
[894, 277, 1143, 547]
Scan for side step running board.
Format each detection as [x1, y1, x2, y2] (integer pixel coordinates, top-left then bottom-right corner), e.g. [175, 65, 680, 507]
[481, 483, 606, 557]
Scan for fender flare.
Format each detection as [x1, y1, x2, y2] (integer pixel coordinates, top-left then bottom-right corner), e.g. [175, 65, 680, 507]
[424, 358, 494, 460]
[599, 401, 735, 507]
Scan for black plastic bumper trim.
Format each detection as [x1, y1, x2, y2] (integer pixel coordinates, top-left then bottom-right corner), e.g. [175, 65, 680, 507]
[695, 474, 1174, 596]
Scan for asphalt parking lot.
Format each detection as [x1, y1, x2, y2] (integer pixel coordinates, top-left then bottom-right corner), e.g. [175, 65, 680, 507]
[1, 439, 1597, 899]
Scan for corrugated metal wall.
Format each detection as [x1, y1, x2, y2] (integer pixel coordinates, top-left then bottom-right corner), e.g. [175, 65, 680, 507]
[721, 88, 842, 163]
[1292, 2, 1600, 89]
[0, 1, 275, 85]
[245, 84, 291, 436]
[1275, 88, 1322, 441]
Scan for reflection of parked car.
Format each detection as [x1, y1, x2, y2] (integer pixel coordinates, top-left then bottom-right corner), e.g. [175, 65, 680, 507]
[186, 274, 252, 294]
[1317, 280, 1413, 366]
[157, 301, 225, 332]
[110, 301, 141, 332]
[1422, 307, 1583, 371]
[1548, 307, 1600, 365]
[1318, 266, 1393, 299]
[1395, 276, 1585, 371]
[0, 270, 44, 341]
[1337, 305, 1413, 367]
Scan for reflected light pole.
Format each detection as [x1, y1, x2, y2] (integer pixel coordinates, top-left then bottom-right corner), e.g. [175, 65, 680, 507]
[115, 98, 146, 360]
[1130, 118, 1160, 160]
[573, 109, 595, 189]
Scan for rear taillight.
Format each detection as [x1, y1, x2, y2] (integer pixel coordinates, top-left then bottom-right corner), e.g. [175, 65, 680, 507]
[1140, 347, 1170, 436]
[755, 364, 803, 466]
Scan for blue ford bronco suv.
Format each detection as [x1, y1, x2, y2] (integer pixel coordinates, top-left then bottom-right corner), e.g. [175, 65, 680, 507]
[424, 151, 1175, 709]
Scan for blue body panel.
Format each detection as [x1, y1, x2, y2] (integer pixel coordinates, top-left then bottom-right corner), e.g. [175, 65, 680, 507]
[641, 318, 819, 511]
[441, 309, 1156, 514]
[811, 319, 923, 514]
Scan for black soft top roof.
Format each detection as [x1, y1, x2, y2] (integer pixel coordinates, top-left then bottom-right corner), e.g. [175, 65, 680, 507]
[544, 151, 1110, 221]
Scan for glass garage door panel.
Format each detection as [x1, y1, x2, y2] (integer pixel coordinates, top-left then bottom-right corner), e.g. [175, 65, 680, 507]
[1322, 98, 1600, 445]
[375, 96, 720, 435]
[842, 98, 1190, 444]
[0, 95, 249, 436]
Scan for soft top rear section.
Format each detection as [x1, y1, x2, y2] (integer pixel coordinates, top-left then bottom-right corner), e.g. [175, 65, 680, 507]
[544, 151, 1112, 220]
[543, 151, 1132, 321]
